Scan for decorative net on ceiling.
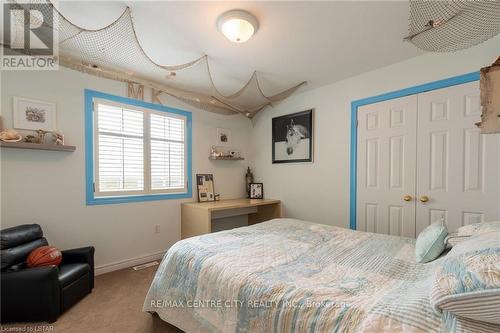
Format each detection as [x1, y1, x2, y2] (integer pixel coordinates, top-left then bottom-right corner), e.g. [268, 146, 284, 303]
[12, 1, 306, 117]
[406, 0, 500, 52]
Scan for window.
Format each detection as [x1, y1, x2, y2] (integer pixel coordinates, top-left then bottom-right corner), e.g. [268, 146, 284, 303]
[85, 90, 192, 205]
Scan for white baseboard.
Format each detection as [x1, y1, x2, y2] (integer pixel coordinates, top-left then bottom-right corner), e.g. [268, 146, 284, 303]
[95, 250, 166, 276]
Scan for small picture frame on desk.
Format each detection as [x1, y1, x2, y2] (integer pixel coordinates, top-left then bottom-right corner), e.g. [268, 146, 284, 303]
[196, 174, 215, 202]
[249, 183, 264, 199]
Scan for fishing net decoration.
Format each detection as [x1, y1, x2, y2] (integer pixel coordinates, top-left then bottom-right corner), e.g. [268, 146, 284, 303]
[406, 0, 500, 52]
[10, 0, 306, 118]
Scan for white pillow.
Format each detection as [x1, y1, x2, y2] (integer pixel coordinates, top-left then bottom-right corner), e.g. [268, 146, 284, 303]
[430, 231, 500, 325]
[444, 233, 471, 248]
[457, 221, 500, 237]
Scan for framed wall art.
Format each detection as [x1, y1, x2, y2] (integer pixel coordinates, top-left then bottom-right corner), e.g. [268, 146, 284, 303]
[13, 96, 57, 131]
[216, 128, 231, 146]
[249, 183, 264, 199]
[196, 174, 215, 202]
[272, 109, 313, 163]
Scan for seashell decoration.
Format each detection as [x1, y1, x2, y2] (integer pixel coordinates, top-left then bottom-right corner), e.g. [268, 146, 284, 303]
[52, 131, 64, 146]
[0, 129, 22, 142]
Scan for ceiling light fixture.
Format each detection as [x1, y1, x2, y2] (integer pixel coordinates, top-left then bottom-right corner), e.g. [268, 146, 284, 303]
[217, 10, 259, 43]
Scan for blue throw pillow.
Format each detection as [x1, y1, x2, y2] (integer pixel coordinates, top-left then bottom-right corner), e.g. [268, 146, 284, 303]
[415, 219, 448, 263]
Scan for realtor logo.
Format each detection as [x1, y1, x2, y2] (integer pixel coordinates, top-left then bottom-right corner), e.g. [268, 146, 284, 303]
[2, 2, 59, 70]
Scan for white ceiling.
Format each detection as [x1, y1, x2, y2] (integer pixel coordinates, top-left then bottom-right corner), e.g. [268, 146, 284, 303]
[58, 1, 423, 94]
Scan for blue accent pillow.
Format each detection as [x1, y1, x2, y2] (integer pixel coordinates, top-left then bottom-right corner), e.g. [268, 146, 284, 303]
[415, 219, 448, 263]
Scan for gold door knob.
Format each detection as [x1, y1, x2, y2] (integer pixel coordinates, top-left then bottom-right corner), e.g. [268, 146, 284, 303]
[419, 195, 429, 203]
[403, 195, 412, 202]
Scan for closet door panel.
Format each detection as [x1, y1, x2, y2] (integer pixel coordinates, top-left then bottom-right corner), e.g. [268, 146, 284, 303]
[357, 95, 417, 237]
[415, 82, 500, 234]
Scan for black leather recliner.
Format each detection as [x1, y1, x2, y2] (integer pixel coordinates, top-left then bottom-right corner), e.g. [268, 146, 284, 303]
[1, 224, 95, 323]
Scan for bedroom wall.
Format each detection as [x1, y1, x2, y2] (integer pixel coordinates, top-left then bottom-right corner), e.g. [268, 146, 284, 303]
[250, 35, 500, 229]
[0, 67, 252, 271]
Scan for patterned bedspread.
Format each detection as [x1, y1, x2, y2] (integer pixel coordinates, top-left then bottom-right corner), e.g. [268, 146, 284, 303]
[143, 219, 446, 332]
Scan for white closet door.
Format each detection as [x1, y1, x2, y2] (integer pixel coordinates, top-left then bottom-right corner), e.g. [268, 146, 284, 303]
[357, 95, 417, 237]
[415, 82, 500, 234]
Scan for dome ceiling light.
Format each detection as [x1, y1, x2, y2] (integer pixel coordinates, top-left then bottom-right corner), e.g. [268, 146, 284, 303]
[217, 10, 259, 43]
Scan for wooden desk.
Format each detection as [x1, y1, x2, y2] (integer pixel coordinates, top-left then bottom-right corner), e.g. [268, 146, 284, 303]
[181, 199, 282, 239]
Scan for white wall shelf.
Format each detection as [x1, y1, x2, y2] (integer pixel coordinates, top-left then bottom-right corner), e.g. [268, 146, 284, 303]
[0, 141, 76, 152]
[209, 156, 244, 161]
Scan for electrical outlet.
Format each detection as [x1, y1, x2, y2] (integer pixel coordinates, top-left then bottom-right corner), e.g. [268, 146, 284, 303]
[154, 225, 160, 234]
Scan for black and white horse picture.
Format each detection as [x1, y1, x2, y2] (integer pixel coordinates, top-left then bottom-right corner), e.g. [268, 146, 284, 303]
[272, 110, 313, 163]
[285, 119, 309, 155]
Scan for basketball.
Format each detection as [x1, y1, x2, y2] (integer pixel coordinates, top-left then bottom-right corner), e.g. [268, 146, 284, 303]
[27, 246, 62, 268]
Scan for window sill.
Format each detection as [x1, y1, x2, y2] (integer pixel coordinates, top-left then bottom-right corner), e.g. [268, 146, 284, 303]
[86, 191, 192, 205]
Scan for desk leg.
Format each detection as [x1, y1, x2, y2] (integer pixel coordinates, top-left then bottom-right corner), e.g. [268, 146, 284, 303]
[181, 206, 211, 239]
[248, 203, 282, 225]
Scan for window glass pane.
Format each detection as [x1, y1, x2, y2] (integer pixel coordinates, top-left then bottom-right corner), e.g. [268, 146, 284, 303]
[151, 113, 184, 142]
[123, 108, 144, 137]
[98, 104, 143, 137]
[169, 117, 184, 142]
[98, 135, 144, 192]
[97, 104, 122, 133]
[98, 135, 123, 191]
[150, 112, 185, 191]
[151, 140, 184, 190]
[150, 140, 169, 190]
[169, 142, 184, 188]
[123, 137, 144, 190]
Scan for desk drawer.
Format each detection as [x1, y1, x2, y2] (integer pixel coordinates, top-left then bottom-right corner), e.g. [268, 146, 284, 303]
[211, 207, 258, 220]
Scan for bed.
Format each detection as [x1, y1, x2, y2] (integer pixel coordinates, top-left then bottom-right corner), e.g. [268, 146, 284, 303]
[143, 218, 499, 332]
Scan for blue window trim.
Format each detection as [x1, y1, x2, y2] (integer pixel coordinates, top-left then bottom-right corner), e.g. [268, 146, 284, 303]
[84, 89, 193, 205]
[349, 72, 479, 230]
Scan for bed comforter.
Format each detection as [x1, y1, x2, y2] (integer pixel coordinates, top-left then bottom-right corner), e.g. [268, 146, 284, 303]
[143, 218, 484, 332]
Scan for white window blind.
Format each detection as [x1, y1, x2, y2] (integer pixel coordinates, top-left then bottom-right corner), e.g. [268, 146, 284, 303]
[150, 114, 185, 190]
[94, 100, 187, 198]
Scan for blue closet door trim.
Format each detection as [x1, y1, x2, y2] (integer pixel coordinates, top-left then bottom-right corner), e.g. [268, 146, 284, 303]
[349, 72, 480, 230]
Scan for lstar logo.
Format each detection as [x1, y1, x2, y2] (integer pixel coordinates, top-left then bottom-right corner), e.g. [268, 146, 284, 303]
[2, 2, 59, 70]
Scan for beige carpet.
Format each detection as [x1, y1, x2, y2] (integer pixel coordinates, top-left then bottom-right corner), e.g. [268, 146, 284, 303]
[1, 266, 183, 333]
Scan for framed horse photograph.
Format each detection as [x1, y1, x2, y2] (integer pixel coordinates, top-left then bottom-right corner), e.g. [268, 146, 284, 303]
[272, 109, 313, 163]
